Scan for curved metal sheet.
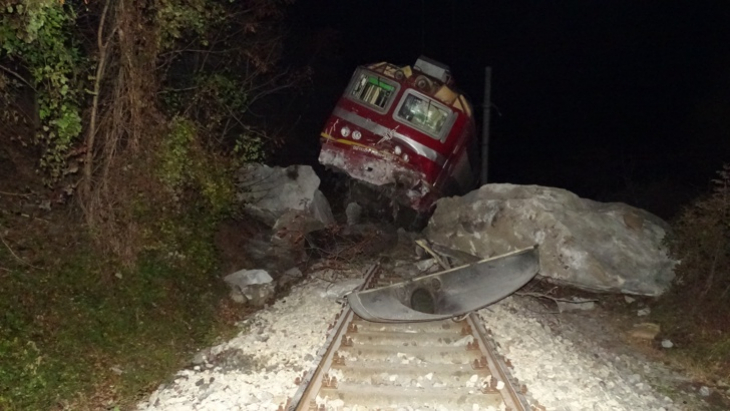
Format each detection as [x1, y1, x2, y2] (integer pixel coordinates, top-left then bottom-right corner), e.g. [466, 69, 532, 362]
[347, 246, 540, 323]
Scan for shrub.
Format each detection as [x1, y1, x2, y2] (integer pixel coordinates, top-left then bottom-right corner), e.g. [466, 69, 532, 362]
[667, 164, 730, 310]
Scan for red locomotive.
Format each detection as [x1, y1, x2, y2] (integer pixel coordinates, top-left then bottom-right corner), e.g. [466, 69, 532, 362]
[318, 56, 478, 214]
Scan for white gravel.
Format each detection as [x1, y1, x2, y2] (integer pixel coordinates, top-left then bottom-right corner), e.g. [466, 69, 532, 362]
[137, 276, 361, 411]
[138, 274, 680, 411]
[478, 298, 676, 411]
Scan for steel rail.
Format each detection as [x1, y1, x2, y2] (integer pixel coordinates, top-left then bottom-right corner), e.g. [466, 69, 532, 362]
[286, 264, 535, 411]
[286, 264, 381, 411]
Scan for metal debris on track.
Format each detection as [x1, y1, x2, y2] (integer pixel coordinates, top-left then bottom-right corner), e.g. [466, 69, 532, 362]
[282, 264, 542, 411]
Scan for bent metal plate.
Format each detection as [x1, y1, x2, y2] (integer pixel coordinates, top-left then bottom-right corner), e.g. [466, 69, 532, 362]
[347, 246, 540, 323]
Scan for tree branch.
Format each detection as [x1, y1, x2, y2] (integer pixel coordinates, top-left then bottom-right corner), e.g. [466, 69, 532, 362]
[0, 63, 36, 92]
[83, 0, 116, 199]
[1, 234, 26, 265]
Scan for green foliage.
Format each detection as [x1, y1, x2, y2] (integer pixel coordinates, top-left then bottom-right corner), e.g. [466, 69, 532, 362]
[0, 1, 85, 182]
[0, 0, 297, 406]
[159, 116, 197, 189]
[0, 337, 46, 408]
[234, 127, 265, 163]
[158, 0, 299, 163]
[0, 232, 230, 409]
[667, 164, 730, 307]
[203, 73, 249, 111]
[159, 116, 236, 216]
[155, 0, 226, 50]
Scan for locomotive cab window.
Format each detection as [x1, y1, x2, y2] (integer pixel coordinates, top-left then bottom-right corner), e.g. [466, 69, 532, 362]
[348, 70, 398, 112]
[395, 91, 453, 141]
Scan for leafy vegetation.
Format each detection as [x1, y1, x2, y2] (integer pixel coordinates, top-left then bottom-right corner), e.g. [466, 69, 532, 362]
[654, 164, 730, 380]
[0, 0, 301, 408]
[0, 0, 85, 183]
[1, 0, 301, 251]
[667, 164, 730, 306]
[158, 115, 236, 215]
[0, 224, 236, 410]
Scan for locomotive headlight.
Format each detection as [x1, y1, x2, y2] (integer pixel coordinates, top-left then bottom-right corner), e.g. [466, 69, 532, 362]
[340, 126, 351, 138]
[394, 146, 402, 155]
[352, 130, 362, 140]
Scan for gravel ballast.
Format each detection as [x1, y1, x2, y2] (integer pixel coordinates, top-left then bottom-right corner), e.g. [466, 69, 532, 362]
[138, 277, 362, 411]
[477, 299, 674, 411]
[138, 275, 683, 411]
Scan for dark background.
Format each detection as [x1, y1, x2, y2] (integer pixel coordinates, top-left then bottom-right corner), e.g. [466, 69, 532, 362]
[281, 1, 730, 218]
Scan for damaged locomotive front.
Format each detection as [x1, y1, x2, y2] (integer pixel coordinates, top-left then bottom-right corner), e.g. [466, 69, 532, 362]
[318, 56, 478, 214]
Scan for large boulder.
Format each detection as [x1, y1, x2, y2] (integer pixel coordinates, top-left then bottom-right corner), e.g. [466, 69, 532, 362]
[236, 164, 334, 227]
[425, 184, 676, 296]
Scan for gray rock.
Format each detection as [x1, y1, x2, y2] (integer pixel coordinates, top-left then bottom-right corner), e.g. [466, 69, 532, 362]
[426, 184, 676, 296]
[228, 289, 248, 304]
[271, 209, 327, 245]
[629, 322, 660, 340]
[415, 258, 440, 274]
[191, 349, 210, 365]
[236, 164, 333, 226]
[224, 269, 275, 307]
[661, 339, 674, 348]
[346, 202, 363, 225]
[311, 190, 335, 226]
[224, 269, 272, 287]
[699, 386, 710, 397]
[239, 236, 302, 277]
[277, 267, 304, 288]
[555, 298, 596, 312]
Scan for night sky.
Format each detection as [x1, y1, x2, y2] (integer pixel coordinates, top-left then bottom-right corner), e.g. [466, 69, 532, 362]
[284, 1, 730, 217]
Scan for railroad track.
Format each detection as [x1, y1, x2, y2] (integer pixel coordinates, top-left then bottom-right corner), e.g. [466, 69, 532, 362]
[284, 264, 540, 411]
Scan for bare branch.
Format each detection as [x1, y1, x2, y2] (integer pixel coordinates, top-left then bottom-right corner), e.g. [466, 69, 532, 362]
[0, 191, 30, 197]
[0, 63, 36, 92]
[82, 0, 116, 199]
[1, 234, 30, 266]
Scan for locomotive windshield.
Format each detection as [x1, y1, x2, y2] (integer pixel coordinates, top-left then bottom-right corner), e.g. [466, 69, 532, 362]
[349, 70, 397, 111]
[319, 57, 476, 213]
[395, 91, 452, 140]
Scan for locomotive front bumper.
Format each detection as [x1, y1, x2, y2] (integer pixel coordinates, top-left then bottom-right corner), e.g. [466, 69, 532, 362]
[318, 135, 437, 212]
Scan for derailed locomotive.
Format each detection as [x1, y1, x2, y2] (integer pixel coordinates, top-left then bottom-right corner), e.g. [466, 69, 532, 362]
[318, 56, 478, 214]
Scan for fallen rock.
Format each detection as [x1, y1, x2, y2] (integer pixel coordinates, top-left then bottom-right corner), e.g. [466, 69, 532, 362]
[629, 322, 660, 340]
[661, 339, 674, 348]
[223, 269, 275, 307]
[191, 349, 211, 365]
[426, 184, 676, 296]
[637, 307, 651, 316]
[234, 164, 333, 279]
[236, 163, 334, 227]
[346, 202, 363, 226]
[311, 190, 336, 226]
[555, 297, 597, 312]
[272, 209, 327, 245]
[277, 267, 304, 288]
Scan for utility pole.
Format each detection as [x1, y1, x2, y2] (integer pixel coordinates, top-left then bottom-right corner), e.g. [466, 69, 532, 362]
[480, 67, 492, 185]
